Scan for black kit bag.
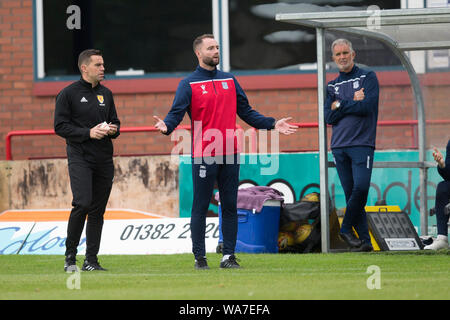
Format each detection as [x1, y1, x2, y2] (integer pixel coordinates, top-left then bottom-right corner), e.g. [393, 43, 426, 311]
[279, 193, 321, 253]
[279, 192, 344, 253]
[280, 195, 320, 226]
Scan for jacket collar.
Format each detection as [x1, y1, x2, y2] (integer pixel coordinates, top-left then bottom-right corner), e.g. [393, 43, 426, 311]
[196, 65, 218, 77]
[339, 64, 358, 77]
[79, 77, 101, 89]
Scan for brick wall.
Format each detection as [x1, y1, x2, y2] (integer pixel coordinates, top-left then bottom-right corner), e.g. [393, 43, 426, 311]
[1, 1, 449, 160]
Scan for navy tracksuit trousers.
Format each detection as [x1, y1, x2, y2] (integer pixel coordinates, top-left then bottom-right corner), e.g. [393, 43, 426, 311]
[332, 146, 374, 244]
[191, 155, 239, 259]
[435, 180, 450, 236]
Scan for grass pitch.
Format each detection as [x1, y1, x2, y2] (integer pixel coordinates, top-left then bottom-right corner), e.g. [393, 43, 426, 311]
[0, 251, 448, 300]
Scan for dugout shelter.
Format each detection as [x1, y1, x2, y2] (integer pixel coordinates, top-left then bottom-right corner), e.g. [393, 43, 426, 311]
[276, 7, 450, 252]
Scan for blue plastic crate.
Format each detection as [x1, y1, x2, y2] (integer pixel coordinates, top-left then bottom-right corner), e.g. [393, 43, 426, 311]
[218, 200, 281, 253]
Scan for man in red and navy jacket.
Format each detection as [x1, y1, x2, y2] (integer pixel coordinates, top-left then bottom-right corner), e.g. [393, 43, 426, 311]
[154, 34, 297, 269]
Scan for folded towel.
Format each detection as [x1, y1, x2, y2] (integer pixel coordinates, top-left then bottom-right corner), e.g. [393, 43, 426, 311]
[215, 186, 284, 212]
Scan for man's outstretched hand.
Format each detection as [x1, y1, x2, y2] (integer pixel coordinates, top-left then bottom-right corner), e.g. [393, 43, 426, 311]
[275, 117, 298, 135]
[153, 115, 167, 133]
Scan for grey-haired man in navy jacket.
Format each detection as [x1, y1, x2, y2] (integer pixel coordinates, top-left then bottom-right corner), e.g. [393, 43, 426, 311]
[324, 39, 379, 252]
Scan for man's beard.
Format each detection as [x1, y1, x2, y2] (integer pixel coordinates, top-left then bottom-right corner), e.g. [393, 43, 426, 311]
[203, 56, 219, 68]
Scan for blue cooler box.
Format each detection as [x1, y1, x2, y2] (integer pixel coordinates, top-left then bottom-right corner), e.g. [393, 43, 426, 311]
[218, 200, 281, 253]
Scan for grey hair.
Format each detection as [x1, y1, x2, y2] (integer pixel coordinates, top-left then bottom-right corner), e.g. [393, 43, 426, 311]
[331, 38, 354, 54]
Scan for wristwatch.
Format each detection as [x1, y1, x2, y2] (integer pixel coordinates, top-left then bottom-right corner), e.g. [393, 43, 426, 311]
[334, 101, 341, 109]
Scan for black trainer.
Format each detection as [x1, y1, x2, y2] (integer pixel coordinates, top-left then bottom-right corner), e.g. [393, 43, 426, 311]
[220, 255, 241, 269]
[194, 257, 210, 270]
[64, 254, 77, 272]
[339, 231, 363, 248]
[351, 242, 374, 252]
[82, 258, 107, 271]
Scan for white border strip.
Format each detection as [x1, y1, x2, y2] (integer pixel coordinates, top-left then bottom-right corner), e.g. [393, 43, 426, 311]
[35, 0, 45, 79]
[212, 0, 220, 47]
[220, 0, 230, 72]
[189, 78, 233, 85]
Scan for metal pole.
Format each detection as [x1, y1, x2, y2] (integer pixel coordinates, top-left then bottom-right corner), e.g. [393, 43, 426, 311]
[395, 51, 428, 236]
[316, 27, 330, 253]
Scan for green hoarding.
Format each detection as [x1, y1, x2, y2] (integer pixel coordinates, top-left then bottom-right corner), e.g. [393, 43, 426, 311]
[179, 151, 442, 235]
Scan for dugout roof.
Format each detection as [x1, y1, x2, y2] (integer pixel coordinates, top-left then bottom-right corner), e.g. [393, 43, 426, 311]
[276, 7, 450, 252]
[276, 8, 450, 50]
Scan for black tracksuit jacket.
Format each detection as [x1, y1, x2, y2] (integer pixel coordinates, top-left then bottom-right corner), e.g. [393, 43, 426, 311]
[54, 78, 120, 163]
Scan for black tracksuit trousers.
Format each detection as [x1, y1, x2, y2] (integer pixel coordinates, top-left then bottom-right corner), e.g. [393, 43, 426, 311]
[65, 158, 114, 261]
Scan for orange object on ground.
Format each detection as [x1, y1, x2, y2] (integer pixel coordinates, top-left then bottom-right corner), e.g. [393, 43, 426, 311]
[0, 209, 162, 222]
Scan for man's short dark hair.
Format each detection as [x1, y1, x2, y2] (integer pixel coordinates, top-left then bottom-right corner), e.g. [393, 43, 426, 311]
[78, 49, 102, 72]
[193, 34, 215, 52]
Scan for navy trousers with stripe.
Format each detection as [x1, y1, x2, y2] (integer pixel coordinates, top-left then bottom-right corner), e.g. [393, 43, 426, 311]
[191, 155, 239, 259]
[332, 146, 374, 244]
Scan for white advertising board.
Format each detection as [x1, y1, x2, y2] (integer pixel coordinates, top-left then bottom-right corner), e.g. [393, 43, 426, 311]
[0, 217, 220, 255]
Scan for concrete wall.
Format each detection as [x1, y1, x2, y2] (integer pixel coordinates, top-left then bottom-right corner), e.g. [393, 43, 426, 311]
[0, 155, 179, 217]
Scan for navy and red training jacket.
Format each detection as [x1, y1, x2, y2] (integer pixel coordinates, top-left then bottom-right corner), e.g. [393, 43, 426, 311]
[163, 66, 275, 158]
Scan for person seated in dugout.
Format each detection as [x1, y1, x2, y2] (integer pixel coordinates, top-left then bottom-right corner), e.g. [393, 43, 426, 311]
[425, 139, 450, 250]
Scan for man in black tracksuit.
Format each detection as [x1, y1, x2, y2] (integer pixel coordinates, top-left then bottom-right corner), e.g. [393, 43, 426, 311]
[54, 49, 120, 271]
